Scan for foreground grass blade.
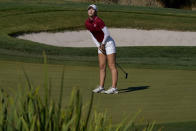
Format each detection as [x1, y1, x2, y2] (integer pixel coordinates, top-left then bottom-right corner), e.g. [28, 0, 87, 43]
[56, 66, 65, 130]
[43, 51, 49, 107]
[83, 92, 94, 131]
[123, 110, 142, 131]
[22, 66, 32, 90]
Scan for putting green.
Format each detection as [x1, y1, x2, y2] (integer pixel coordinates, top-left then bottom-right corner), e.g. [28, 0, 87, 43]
[0, 60, 196, 124]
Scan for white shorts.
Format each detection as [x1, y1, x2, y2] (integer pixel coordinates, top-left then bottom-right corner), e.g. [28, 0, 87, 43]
[98, 36, 116, 55]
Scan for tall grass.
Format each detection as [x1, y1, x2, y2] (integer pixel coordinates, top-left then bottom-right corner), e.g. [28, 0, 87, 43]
[0, 53, 156, 131]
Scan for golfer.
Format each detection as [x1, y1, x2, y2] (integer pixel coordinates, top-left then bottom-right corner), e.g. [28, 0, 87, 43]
[85, 4, 118, 94]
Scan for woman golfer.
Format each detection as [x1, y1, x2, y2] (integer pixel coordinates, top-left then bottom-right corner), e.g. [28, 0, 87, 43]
[85, 4, 118, 94]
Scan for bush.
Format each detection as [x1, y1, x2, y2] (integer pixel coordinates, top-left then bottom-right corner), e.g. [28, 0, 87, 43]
[158, 0, 192, 8]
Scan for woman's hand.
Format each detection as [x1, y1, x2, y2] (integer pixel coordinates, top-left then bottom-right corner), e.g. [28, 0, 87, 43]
[99, 44, 106, 54]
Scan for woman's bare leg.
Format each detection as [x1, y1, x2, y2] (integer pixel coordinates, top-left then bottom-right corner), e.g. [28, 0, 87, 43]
[107, 53, 118, 88]
[98, 53, 107, 87]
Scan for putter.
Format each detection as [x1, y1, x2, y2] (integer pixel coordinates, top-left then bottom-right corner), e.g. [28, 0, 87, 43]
[98, 48, 128, 79]
[116, 63, 128, 79]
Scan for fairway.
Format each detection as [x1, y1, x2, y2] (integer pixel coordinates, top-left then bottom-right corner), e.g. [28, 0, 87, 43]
[1, 60, 196, 125]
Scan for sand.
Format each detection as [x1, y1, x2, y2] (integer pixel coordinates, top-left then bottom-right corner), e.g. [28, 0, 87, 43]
[17, 28, 196, 47]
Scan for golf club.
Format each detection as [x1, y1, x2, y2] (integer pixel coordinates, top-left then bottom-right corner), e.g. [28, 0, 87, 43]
[116, 63, 128, 79]
[98, 48, 128, 79]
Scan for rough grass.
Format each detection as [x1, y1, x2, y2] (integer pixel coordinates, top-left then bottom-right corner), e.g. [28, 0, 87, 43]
[1, 44, 196, 70]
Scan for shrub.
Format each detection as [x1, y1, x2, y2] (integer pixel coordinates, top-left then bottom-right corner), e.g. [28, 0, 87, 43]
[158, 0, 192, 8]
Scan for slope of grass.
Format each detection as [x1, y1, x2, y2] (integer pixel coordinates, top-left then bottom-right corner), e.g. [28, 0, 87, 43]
[0, 1, 196, 65]
[1, 45, 196, 70]
[0, 0, 196, 70]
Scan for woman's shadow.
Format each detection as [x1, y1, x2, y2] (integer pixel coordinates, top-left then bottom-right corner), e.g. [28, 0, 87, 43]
[118, 86, 150, 93]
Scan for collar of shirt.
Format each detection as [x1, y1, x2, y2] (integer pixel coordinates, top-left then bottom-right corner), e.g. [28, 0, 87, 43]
[88, 16, 97, 23]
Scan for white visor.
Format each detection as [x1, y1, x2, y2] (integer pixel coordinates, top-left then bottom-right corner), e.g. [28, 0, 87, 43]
[88, 4, 97, 11]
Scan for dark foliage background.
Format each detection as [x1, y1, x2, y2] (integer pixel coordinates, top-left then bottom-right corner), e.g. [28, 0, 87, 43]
[158, 0, 196, 8]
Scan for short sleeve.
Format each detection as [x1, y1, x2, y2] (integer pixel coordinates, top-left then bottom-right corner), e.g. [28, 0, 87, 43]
[97, 18, 105, 29]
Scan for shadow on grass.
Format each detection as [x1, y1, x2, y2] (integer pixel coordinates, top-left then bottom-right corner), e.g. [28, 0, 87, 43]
[119, 86, 150, 93]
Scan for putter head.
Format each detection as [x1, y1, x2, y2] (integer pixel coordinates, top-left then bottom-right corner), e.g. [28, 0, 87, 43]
[125, 73, 128, 79]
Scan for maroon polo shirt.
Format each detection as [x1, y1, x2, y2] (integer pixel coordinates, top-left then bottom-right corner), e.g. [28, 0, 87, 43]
[85, 16, 105, 43]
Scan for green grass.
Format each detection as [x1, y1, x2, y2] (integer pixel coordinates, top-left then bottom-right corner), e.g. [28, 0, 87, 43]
[1, 0, 196, 130]
[1, 60, 196, 126]
[0, 0, 196, 70]
[137, 121, 196, 131]
[0, 59, 155, 131]
[1, 46, 196, 70]
[0, 53, 155, 131]
[154, 121, 196, 131]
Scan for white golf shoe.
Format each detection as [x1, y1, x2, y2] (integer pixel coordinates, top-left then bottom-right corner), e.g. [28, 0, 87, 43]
[92, 86, 105, 93]
[104, 87, 118, 94]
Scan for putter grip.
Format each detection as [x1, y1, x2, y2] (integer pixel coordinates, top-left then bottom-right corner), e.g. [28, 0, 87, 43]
[125, 73, 128, 79]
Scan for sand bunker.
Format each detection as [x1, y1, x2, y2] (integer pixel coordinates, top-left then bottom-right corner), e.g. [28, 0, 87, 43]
[17, 28, 196, 47]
